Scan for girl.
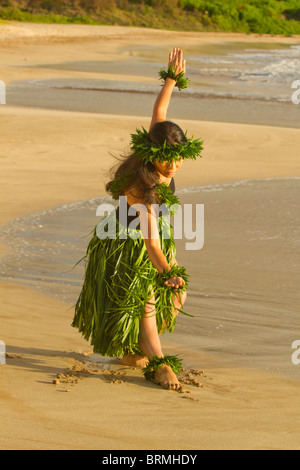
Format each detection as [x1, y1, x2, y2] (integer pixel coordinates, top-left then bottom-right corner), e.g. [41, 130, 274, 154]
[72, 48, 203, 391]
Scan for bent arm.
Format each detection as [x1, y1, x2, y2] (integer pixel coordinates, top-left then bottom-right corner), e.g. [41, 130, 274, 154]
[137, 203, 185, 289]
[138, 203, 170, 273]
[146, 241, 171, 273]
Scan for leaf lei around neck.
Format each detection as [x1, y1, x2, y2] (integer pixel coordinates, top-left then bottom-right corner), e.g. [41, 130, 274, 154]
[130, 127, 203, 165]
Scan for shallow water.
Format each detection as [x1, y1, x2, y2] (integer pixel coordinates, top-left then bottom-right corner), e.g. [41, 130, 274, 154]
[7, 41, 300, 127]
[12, 42, 300, 102]
[0, 178, 299, 380]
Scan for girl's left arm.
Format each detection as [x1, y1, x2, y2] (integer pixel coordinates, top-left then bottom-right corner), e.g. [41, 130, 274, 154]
[149, 48, 186, 131]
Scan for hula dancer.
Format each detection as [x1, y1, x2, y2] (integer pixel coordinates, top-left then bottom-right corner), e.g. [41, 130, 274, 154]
[72, 48, 203, 390]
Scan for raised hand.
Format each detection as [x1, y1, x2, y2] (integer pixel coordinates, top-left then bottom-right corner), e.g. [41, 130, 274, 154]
[150, 48, 187, 130]
[168, 47, 186, 76]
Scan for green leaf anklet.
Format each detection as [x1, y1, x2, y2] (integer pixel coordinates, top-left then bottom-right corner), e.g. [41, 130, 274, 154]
[159, 66, 189, 91]
[142, 355, 183, 381]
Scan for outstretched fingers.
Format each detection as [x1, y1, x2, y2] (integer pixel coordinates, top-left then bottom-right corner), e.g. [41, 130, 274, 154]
[168, 48, 186, 75]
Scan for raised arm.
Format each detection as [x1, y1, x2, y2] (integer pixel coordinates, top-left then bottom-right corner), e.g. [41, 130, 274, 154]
[149, 48, 186, 131]
[138, 203, 185, 290]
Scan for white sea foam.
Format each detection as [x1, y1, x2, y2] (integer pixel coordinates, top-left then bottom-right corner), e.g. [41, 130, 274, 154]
[190, 43, 300, 101]
[15, 43, 299, 104]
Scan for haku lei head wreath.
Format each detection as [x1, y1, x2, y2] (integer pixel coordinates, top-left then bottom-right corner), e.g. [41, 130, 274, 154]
[130, 127, 203, 165]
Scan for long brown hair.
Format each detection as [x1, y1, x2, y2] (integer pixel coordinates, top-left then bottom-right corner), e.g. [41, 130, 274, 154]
[105, 121, 187, 204]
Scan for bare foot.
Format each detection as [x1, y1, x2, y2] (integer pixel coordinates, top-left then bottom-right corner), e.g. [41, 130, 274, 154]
[154, 364, 182, 391]
[121, 354, 149, 368]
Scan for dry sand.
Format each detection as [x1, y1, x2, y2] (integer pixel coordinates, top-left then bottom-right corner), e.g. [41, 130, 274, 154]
[0, 22, 300, 450]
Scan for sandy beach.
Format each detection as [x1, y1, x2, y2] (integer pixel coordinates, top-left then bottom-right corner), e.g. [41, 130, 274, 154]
[0, 22, 300, 450]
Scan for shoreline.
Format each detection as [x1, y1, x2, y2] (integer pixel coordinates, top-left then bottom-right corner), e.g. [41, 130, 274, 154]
[2, 22, 300, 128]
[7, 94, 300, 129]
[1, 105, 300, 230]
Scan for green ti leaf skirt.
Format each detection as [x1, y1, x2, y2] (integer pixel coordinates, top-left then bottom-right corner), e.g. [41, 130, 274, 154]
[72, 210, 185, 358]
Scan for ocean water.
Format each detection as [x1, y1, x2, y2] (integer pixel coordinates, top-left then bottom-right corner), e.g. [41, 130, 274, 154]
[187, 42, 300, 102]
[0, 178, 299, 380]
[6, 41, 300, 127]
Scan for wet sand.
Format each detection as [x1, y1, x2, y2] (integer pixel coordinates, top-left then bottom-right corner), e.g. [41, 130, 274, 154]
[0, 22, 300, 450]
